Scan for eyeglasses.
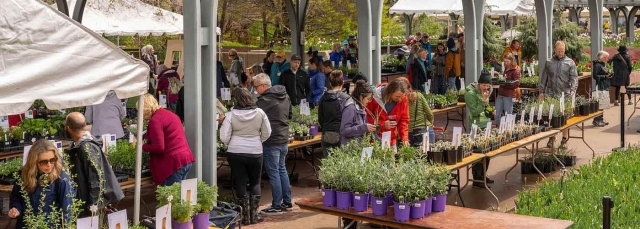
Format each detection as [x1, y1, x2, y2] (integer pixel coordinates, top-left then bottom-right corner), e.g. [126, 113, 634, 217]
[254, 84, 265, 88]
[38, 157, 57, 166]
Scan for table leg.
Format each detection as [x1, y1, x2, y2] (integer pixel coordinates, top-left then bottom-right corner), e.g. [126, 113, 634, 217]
[445, 111, 451, 130]
[530, 142, 546, 178]
[504, 148, 520, 183]
[457, 109, 467, 131]
[289, 148, 299, 176]
[626, 94, 638, 126]
[482, 157, 500, 209]
[580, 122, 595, 158]
[454, 169, 466, 207]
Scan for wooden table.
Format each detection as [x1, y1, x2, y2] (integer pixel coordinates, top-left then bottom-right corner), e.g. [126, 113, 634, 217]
[446, 153, 485, 207]
[0, 140, 72, 160]
[288, 134, 322, 187]
[296, 195, 573, 229]
[431, 103, 466, 131]
[552, 111, 603, 158]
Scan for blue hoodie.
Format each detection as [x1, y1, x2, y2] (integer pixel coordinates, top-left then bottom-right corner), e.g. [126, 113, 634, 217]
[270, 60, 291, 86]
[309, 69, 326, 103]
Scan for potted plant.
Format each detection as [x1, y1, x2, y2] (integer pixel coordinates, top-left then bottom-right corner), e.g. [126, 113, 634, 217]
[369, 161, 392, 216]
[551, 106, 563, 128]
[473, 136, 490, 154]
[333, 155, 356, 210]
[194, 182, 218, 229]
[318, 155, 339, 207]
[427, 141, 444, 163]
[0, 158, 21, 185]
[407, 161, 429, 219]
[557, 148, 577, 167]
[431, 165, 449, 212]
[304, 109, 319, 136]
[391, 163, 411, 222]
[157, 183, 195, 229]
[442, 141, 456, 165]
[351, 161, 371, 212]
[11, 126, 24, 147]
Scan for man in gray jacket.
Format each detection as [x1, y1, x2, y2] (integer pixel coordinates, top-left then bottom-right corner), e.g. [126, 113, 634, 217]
[252, 73, 294, 215]
[538, 41, 578, 148]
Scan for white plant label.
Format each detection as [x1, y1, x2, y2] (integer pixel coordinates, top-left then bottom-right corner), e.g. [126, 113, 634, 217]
[381, 131, 391, 149]
[470, 124, 478, 141]
[159, 94, 167, 108]
[221, 88, 231, 101]
[155, 204, 172, 229]
[520, 109, 526, 124]
[549, 104, 555, 119]
[425, 79, 431, 95]
[77, 216, 99, 229]
[422, 133, 430, 153]
[102, 134, 117, 153]
[229, 73, 239, 85]
[484, 122, 492, 139]
[129, 133, 135, 143]
[499, 122, 505, 134]
[560, 93, 565, 113]
[452, 127, 462, 147]
[0, 116, 8, 129]
[181, 178, 198, 205]
[501, 62, 505, 73]
[537, 104, 543, 121]
[108, 209, 128, 229]
[361, 147, 373, 163]
[460, 80, 465, 90]
[25, 110, 33, 119]
[571, 93, 576, 108]
[22, 145, 32, 166]
[529, 106, 535, 124]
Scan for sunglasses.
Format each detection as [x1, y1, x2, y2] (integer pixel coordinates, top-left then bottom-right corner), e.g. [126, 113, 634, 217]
[38, 157, 57, 166]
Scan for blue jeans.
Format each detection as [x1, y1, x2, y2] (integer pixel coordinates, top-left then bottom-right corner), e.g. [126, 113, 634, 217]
[495, 95, 514, 125]
[161, 163, 193, 186]
[447, 77, 457, 92]
[263, 144, 292, 208]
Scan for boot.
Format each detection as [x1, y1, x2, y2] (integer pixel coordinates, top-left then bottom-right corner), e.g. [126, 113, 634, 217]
[236, 196, 250, 225]
[250, 195, 264, 224]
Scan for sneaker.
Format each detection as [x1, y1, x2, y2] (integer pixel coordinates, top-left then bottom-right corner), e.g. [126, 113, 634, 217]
[485, 177, 495, 184]
[282, 202, 294, 211]
[546, 138, 555, 148]
[629, 101, 634, 105]
[614, 101, 619, 106]
[560, 137, 569, 148]
[260, 206, 283, 215]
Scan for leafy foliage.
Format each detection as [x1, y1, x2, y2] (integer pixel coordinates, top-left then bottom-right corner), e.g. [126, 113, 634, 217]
[482, 16, 504, 61]
[516, 147, 640, 228]
[196, 181, 218, 213]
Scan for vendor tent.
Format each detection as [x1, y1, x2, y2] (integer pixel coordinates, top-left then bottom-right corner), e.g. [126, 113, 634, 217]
[60, 0, 221, 36]
[390, 0, 534, 16]
[1, 0, 148, 223]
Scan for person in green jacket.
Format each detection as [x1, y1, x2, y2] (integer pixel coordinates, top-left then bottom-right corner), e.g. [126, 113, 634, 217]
[397, 77, 435, 146]
[270, 50, 291, 86]
[465, 70, 495, 188]
[465, 71, 493, 129]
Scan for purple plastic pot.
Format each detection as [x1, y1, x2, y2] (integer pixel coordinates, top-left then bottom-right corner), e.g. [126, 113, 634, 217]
[172, 219, 193, 229]
[386, 191, 394, 206]
[410, 200, 426, 219]
[322, 189, 336, 207]
[309, 125, 319, 136]
[371, 196, 388, 216]
[193, 212, 209, 229]
[424, 197, 434, 215]
[393, 202, 411, 222]
[432, 194, 447, 212]
[336, 191, 352, 210]
[353, 193, 369, 212]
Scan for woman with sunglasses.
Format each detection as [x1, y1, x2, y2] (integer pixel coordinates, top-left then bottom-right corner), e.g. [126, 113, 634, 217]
[9, 140, 73, 228]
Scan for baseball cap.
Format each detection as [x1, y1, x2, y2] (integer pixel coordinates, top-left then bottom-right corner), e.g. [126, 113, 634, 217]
[291, 54, 302, 61]
[276, 50, 285, 57]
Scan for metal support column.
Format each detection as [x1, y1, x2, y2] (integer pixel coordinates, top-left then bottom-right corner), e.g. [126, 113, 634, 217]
[404, 14, 414, 39]
[371, 0, 383, 85]
[285, 0, 310, 62]
[356, 0, 374, 84]
[627, 7, 640, 43]
[589, 0, 604, 61]
[461, 0, 477, 86]
[535, 0, 551, 75]
[609, 8, 618, 35]
[474, 0, 485, 77]
[500, 15, 507, 33]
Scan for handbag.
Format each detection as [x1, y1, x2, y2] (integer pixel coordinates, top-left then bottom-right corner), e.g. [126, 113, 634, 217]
[595, 90, 611, 110]
[408, 97, 428, 146]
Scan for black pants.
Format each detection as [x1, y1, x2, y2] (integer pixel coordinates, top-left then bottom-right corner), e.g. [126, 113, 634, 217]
[613, 86, 631, 101]
[227, 153, 263, 198]
[472, 158, 491, 180]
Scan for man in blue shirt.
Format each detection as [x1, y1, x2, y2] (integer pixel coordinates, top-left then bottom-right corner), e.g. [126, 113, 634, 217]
[418, 34, 432, 67]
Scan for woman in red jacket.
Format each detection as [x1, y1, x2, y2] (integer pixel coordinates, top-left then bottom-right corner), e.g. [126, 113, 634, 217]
[495, 53, 521, 126]
[139, 94, 195, 186]
[366, 78, 410, 146]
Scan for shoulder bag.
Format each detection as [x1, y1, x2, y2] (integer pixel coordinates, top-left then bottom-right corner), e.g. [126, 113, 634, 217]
[408, 97, 428, 146]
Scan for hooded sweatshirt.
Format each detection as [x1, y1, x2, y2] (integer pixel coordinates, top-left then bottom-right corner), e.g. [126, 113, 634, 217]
[465, 83, 492, 128]
[85, 91, 126, 138]
[366, 84, 410, 146]
[257, 85, 293, 146]
[220, 107, 272, 154]
[340, 97, 369, 145]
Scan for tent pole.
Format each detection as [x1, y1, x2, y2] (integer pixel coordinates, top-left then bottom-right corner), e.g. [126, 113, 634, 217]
[133, 94, 144, 224]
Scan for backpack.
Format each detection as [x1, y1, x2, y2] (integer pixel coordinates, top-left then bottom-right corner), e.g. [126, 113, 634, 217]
[320, 91, 350, 144]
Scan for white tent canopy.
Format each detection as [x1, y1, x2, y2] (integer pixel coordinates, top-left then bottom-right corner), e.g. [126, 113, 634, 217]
[390, 0, 534, 16]
[1, 0, 149, 115]
[1, 0, 148, 222]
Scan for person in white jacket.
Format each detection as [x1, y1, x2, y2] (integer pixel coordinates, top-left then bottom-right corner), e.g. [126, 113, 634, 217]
[220, 87, 272, 225]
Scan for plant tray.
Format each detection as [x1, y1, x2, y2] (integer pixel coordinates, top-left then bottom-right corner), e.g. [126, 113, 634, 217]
[294, 135, 313, 141]
[0, 176, 15, 185]
[115, 174, 129, 183]
[473, 148, 490, 154]
[114, 169, 151, 178]
[521, 161, 535, 174]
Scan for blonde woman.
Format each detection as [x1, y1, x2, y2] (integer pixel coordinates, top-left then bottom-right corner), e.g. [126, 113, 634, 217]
[329, 43, 342, 68]
[228, 49, 245, 85]
[142, 45, 158, 95]
[9, 140, 73, 229]
[139, 94, 195, 186]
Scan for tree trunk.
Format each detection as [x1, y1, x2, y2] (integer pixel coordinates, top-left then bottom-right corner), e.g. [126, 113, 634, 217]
[218, 0, 229, 43]
[262, 10, 268, 47]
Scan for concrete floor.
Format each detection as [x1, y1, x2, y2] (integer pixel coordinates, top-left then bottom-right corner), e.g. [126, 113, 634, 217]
[0, 102, 638, 229]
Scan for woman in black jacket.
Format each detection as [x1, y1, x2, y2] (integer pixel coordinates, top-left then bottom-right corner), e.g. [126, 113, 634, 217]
[318, 70, 350, 157]
[410, 48, 429, 92]
[592, 51, 611, 127]
[608, 45, 633, 106]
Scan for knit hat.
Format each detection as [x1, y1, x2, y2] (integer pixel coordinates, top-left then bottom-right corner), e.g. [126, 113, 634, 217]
[478, 69, 492, 84]
[446, 38, 456, 50]
[276, 50, 285, 57]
